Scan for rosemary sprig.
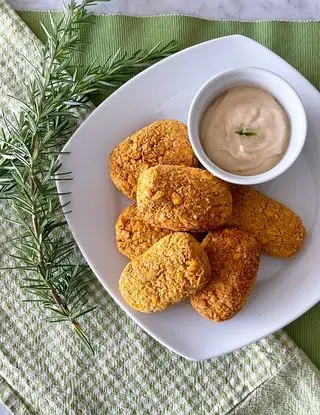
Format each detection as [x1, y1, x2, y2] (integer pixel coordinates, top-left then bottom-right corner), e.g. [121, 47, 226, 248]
[235, 127, 257, 137]
[0, 0, 178, 353]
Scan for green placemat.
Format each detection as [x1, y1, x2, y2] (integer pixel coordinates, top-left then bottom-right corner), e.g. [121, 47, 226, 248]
[18, 11, 320, 370]
[1, 3, 320, 414]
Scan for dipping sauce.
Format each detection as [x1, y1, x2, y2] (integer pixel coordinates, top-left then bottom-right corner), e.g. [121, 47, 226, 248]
[200, 86, 290, 175]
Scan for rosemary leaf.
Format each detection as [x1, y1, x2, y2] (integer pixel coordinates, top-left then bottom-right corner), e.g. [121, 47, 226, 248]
[0, 0, 178, 354]
[235, 127, 257, 137]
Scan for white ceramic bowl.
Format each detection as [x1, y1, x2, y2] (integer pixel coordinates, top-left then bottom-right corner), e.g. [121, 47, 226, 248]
[188, 67, 307, 184]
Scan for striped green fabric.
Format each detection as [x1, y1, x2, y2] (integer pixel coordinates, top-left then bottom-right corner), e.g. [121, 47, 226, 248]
[17, 10, 320, 371]
[18, 9, 320, 372]
[0, 2, 320, 414]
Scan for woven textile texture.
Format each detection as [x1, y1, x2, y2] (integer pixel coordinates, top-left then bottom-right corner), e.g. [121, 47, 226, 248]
[1, 2, 320, 414]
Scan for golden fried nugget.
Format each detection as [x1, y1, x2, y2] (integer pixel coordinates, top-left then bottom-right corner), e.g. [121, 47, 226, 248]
[137, 165, 232, 232]
[119, 233, 211, 312]
[191, 229, 260, 321]
[115, 205, 173, 260]
[228, 185, 306, 258]
[109, 120, 198, 199]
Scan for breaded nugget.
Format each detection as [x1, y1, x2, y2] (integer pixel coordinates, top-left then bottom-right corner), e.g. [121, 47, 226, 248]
[228, 185, 306, 258]
[136, 165, 232, 231]
[109, 120, 198, 199]
[115, 205, 173, 260]
[119, 233, 211, 312]
[191, 229, 260, 321]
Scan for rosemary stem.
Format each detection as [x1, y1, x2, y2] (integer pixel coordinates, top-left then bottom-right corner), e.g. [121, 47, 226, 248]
[30, 134, 82, 330]
[0, 0, 178, 353]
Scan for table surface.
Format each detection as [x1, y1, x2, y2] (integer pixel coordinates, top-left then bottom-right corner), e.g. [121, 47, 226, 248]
[7, 0, 320, 20]
[1, 2, 320, 414]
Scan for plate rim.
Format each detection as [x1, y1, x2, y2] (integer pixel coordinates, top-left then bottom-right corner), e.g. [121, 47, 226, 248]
[57, 34, 320, 360]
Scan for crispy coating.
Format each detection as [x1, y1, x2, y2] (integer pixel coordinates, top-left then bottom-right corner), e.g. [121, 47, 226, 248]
[191, 228, 260, 321]
[109, 120, 198, 199]
[119, 233, 211, 312]
[115, 205, 173, 260]
[136, 166, 232, 232]
[228, 185, 306, 258]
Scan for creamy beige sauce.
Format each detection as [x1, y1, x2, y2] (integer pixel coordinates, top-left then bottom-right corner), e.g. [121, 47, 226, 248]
[200, 86, 290, 175]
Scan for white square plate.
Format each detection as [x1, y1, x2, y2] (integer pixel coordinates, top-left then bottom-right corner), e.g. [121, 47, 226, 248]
[57, 35, 320, 360]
